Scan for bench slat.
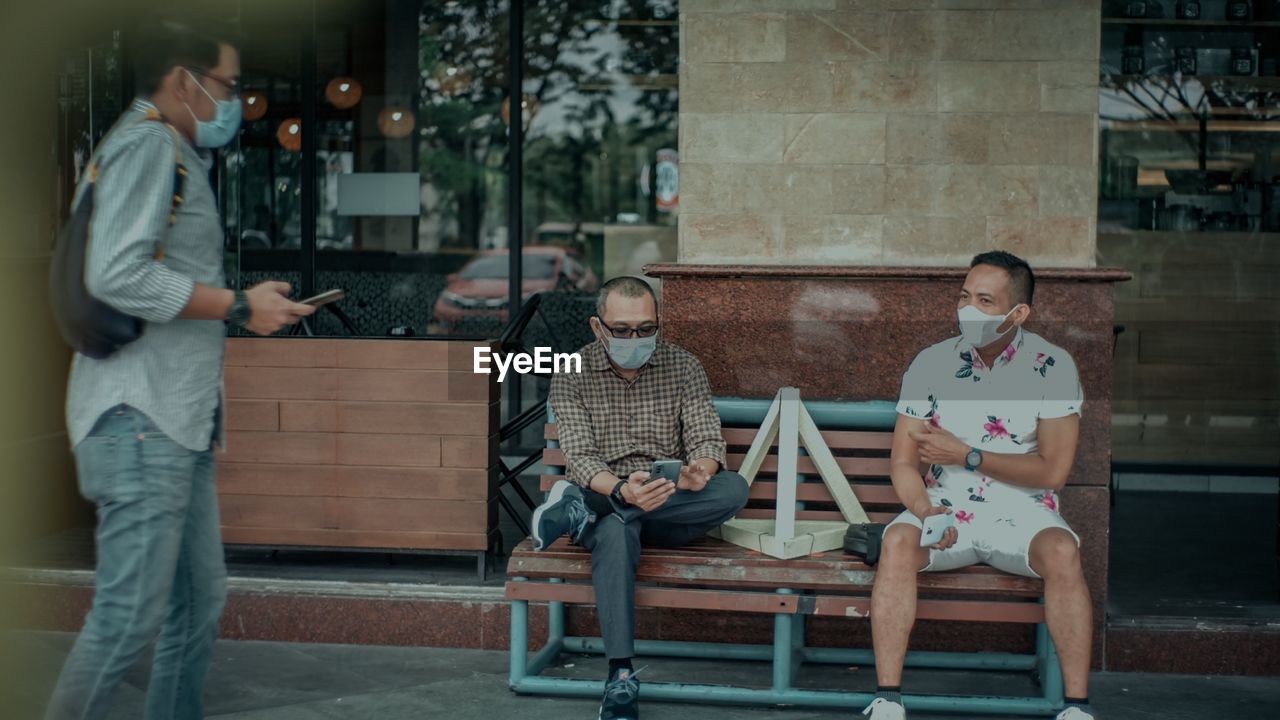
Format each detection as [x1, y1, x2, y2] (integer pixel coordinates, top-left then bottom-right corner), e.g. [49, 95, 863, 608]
[737, 507, 900, 523]
[508, 539, 1043, 596]
[507, 581, 1045, 623]
[507, 582, 800, 614]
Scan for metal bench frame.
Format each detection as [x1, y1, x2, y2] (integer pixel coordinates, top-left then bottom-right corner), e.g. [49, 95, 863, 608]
[507, 398, 1066, 716]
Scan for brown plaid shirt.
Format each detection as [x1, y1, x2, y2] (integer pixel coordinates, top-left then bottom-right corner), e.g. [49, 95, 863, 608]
[549, 340, 727, 489]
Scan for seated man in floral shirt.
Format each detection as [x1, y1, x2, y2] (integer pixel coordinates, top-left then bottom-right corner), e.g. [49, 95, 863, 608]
[861, 251, 1095, 720]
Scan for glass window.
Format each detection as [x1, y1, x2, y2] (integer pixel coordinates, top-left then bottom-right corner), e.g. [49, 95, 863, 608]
[1098, 13, 1280, 470]
[519, 0, 680, 361]
[225, 0, 511, 338]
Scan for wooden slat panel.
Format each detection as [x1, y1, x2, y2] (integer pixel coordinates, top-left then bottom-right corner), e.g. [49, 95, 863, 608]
[220, 494, 491, 534]
[747, 481, 901, 505]
[222, 526, 489, 551]
[223, 432, 337, 465]
[722, 427, 894, 450]
[219, 495, 337, 530]
[336, 340, 498, 370]
[279, 401, 337, 432]
[218, 463, 492, 501]
[335, 434, 442, 468]
[442, 435, 498, 469]
[225, 339, 341, 368]
[335, 497, 493, 533]
[507, 539, 1042, 595]
[225, 366, 339, 400]
[336, 369, 494, 403]
[725, 453, 891, 477]
[506, 583, 800, 615]
[224, 400, 279, 432]
[278, 401, 492, 436]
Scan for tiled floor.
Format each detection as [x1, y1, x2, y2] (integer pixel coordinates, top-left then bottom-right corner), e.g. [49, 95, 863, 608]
[10, 631, 1280, 720]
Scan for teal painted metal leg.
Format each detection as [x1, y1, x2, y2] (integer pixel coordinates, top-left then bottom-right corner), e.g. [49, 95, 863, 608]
[772, 589, 795, 693]
[548, 578, 566, 640]
[509, 577, 529, 689]
[525, 578, 565, 677]
[1037, 623, 1065, 708]
[790, 608, 806, 686]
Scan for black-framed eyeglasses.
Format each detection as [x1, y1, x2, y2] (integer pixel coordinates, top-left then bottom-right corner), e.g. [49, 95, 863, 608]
[597, 317, 658, 339]
[187, 67, 241, 98]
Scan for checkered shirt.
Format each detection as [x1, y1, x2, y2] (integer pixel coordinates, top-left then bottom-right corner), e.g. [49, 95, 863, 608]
[549, 340, 726, 489]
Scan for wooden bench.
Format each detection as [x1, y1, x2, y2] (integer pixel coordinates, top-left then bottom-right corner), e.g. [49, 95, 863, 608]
[506, 398, 1065, 716]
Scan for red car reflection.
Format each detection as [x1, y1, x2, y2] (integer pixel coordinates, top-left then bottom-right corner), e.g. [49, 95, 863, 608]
[430, 246, 598, 333]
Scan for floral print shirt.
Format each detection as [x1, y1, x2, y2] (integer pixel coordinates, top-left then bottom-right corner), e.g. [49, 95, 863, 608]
[896, 329, 1084, 507]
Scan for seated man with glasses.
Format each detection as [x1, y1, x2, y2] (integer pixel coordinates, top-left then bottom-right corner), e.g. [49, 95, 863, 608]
[530, 275, 749, 720]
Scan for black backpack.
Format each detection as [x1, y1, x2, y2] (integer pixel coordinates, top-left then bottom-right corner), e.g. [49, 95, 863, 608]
[50, 110, 187, 359]
[844, 522, 887, 565]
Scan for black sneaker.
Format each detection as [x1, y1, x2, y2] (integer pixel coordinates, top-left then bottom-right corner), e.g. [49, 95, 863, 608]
[598, 667, 639, 720]
[531, 480, 592, 551]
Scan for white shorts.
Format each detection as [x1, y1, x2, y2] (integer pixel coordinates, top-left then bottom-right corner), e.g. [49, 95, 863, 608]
[886, 487, 1079, 578]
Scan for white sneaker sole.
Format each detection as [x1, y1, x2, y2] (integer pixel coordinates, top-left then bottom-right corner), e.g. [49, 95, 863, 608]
[531, 480, 574, 551]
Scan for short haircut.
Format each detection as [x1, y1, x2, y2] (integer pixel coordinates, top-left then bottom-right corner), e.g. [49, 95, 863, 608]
[132, 10, 245, 96]
[596, 276, 657, 317]
[970, 250, 1035, 306]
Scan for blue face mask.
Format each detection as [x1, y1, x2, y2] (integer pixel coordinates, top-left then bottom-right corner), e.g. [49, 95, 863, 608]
[185, 70, 242, 148]
[603, 334, 657, 370]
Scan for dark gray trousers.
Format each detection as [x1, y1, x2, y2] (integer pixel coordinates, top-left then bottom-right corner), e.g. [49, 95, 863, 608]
[578, 470, 750, 659]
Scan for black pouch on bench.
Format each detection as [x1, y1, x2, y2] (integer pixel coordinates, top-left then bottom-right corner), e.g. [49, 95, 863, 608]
[844, 523, 887, 565]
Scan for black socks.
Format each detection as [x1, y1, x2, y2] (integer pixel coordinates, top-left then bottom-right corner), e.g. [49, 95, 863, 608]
[608, 658, 634, 677]
[876, 685, 902, 705]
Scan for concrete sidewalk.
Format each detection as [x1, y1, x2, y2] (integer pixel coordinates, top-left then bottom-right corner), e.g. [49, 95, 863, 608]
[9, 631, 1279, 719]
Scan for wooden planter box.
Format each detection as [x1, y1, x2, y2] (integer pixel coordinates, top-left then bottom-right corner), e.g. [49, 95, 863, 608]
[217, 338, 500, 572]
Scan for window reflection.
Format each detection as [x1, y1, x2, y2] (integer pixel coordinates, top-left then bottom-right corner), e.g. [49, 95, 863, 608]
[222, 0, 680, 342]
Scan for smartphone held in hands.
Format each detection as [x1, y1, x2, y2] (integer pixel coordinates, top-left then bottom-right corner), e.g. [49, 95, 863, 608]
[300, 289, 345, 306]
[647, 459, 682, 485]
[919, 511, 955, 547]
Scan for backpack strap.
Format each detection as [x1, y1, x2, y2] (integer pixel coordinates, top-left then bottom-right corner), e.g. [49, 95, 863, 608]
[140, 108, 188, 261]
[83, 106, 189, 262]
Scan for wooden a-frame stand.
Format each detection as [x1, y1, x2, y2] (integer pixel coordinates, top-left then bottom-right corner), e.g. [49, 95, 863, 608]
[710, 388, 869, 559]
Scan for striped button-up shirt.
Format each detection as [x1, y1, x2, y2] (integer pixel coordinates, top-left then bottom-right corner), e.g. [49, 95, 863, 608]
[66, 98, 227, 452]
[548, 340, 727, 489]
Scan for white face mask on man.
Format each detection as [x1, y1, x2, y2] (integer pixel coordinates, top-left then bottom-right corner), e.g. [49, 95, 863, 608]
[957, 303, 1021, 349]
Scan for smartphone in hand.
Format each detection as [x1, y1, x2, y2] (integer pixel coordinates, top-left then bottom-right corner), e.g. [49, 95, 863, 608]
[647, 459, 682, 485]
[919, 511, 955, 547]
[300, 289, 345, 307]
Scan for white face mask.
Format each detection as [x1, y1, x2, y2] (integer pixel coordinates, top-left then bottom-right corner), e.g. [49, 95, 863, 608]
[602, 334, 657, 370]
[957, 303, 1020, 349]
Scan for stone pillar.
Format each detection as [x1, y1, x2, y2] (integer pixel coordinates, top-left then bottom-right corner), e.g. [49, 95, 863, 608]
[679, 0, 1101, 267]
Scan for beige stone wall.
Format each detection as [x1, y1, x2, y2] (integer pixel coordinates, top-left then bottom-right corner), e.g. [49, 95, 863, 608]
[678, 0, 1100, 267]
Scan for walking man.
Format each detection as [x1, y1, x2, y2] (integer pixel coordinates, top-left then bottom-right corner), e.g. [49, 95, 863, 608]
[45, 12, 313, 720]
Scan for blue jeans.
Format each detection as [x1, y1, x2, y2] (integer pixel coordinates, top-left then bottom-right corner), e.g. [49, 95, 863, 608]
[45, 405, 227, 720]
